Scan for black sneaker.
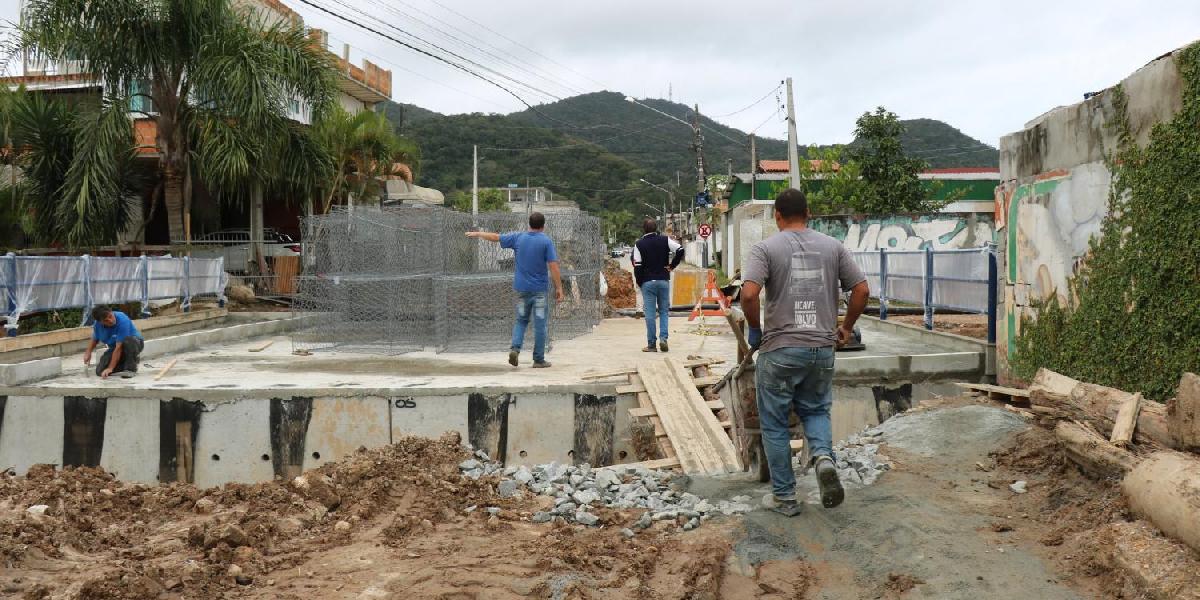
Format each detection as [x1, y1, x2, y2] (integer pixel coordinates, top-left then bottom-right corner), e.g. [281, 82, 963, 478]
[814, 456, 844, 508]
[659, 340, 669, 352]
[770, 497, 802, 517]
[508, 350, 519, 367]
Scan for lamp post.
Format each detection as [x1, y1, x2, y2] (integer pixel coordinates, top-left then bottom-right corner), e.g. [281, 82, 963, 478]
[639, 178, 676, 235]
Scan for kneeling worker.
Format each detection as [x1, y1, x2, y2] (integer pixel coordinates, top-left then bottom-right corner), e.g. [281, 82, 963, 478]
[84, 306, 144, 378]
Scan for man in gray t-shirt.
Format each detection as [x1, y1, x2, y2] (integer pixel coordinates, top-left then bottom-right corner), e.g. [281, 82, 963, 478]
[741, 188, 869, 516]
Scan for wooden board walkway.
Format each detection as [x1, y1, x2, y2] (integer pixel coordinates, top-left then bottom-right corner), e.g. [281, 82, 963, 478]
[636, 357, 742, 475]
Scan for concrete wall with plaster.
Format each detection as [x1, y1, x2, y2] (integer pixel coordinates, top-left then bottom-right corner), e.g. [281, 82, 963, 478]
[995, 48, 1185, 381]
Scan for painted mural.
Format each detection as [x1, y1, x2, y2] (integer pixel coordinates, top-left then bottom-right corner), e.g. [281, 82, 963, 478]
[811, 214, 995, 251]
[996, 162, 1111, 372]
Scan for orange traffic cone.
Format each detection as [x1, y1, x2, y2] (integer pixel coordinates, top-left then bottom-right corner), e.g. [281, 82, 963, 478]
[689, 270, 730, 321]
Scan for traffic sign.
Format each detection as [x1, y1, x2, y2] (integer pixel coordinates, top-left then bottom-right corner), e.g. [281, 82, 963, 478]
[698, 224, 712, 239]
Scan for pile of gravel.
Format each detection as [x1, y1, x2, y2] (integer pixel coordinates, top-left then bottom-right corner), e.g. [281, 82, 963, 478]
[832, 429, 893, 486]
[459, 451, 753, 530]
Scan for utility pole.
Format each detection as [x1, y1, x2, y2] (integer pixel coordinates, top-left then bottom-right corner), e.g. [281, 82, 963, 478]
[750, 134, 758, 200]
[785, 77, 801, 190]
[471, 144, 479, 215]
[691, 104, 707, 236]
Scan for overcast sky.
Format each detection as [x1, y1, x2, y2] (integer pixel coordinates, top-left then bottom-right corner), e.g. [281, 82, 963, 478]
[4, 1, 1200, 150]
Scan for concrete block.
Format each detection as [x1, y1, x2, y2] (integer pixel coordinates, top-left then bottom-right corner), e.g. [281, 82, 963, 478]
[0, 357, 63, 386]
[831, 387, 880, 443]
[302, 396, 391, 471]
[0, 395, 65, 475]
[99, 397, 161, 483]
[193, 399, 273, 488]
[611, 393, 638, 465]
[505, 393, 574, 466]
[909, 352, 983, 375]
[391, 394, 469, 443]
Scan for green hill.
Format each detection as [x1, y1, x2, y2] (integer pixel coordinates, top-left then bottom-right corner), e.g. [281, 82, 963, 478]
[378, 95, 998, 217]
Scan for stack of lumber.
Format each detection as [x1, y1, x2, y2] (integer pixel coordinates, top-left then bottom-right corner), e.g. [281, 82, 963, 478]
[995, 369, 1200, 558]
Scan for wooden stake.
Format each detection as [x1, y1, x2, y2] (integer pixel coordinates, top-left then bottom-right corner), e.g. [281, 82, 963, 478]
[249, 340, 275, 352]
[1110, 393, 1142, 447]
[154, 358, 179, 381]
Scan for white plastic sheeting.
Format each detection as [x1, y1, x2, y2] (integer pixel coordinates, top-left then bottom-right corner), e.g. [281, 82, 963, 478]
[851, 247, 994, 314]
[0, 254, 227, 332]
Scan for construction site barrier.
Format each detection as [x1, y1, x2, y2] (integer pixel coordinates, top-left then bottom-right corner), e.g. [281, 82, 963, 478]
[0, 253, 227, 336]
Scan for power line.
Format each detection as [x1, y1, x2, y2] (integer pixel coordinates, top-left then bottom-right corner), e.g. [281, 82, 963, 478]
[361, 0, 589, 98]
[293, 0, 582, 128]
[708, 83, 784, 118]
[323, 0, 562, 103]
[480, 121, 678, 152]
[427, 0, 611, 91]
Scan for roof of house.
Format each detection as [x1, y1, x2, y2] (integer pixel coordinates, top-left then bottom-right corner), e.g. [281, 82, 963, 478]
[757, 159, 840, 173]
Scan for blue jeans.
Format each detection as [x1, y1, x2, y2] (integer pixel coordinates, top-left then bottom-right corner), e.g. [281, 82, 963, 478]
[641, 279, 670, 346]
[755, 346, 836, 500]
[511, 291, 548, 363]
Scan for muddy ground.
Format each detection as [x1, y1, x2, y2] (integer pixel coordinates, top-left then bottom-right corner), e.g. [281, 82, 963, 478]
[889, 314, 988, 340]
[3, 397, 1197, 599]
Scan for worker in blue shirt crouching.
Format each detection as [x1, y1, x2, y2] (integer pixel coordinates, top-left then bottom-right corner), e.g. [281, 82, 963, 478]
[84, 306, 144, 379]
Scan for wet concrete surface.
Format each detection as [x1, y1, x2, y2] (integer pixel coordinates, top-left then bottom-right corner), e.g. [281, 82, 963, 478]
[685, 406, 1084, 599]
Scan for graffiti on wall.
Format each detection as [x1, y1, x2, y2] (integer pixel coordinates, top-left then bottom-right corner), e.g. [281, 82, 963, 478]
[812, 214, 995, 251]
[998, 162, 1111, 368]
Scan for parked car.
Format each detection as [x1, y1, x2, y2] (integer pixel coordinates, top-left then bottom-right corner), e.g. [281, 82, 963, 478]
[191, 228, 300, 273]
[609, 247, 625, 258]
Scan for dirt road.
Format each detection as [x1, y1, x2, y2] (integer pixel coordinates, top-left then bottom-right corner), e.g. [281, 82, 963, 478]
[3, 399, 1163, 599]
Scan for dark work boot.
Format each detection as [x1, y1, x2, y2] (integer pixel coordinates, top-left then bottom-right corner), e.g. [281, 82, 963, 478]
[508, 349, 519, 367]
[814, 456, 844, 509]
[659, 340, 669, 352]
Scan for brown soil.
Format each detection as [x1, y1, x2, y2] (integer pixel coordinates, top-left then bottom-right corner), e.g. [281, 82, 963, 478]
[0, 432, 812, 599]
[603, 258, 637, 311]
[990, 422, 1200, 599]
[891, 314, 989, 339]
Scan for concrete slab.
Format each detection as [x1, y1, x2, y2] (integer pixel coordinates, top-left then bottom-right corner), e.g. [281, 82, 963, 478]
[505, 393, 575, 466]
[99, 397, 160, 483]
[192, 400, 274, 488]
[391, 394, 470, 441]
[0, 395, 65, 475]
[302, 397, 391, 472]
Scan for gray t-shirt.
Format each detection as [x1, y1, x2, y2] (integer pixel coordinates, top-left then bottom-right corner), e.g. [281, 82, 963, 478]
[743, 228, 866, 353]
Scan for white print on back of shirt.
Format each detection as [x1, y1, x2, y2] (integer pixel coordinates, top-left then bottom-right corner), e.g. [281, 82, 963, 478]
[788, 251, 825, 330]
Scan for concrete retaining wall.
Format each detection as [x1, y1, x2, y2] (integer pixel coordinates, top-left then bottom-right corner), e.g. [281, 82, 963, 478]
[995, 46, 1186, 381]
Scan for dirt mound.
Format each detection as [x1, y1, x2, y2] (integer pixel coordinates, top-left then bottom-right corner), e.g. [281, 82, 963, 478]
[0, 432, 810, 599]
[602, 258, 636, 310]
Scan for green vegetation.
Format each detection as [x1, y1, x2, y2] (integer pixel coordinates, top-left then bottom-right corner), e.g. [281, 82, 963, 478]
[846, 107, 954, 214]
[1012, 42, 1200, 401]
[315, 107, 417, 213]
[19, 0, 338, 244]
[448, 188, 507, 213]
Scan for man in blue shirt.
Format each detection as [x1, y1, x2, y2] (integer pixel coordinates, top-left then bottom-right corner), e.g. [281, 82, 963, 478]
[466, 212, 565, 368]
[84, 306, 144, 378]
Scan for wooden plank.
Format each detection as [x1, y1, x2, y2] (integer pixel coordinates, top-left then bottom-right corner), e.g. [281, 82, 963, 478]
[693, 375, 722, 387]
[582, 358, 725, 380]
[955, 382, 1031, 398]
[725, 309, 750, 363]
[629, 374, 675, 460]
[656, 420, 731, 437]
[154, 358, 179, 381]
[248, 340, 275, 352]
[638, 360, 715, 474]
[1110, 393, 1142, 447]
[619, 380, 725, 395]
[628, 400, 724, 418]
[664, 357, 741, 471]
[623, 457, 681, 471]
[0, 308, 227, 354]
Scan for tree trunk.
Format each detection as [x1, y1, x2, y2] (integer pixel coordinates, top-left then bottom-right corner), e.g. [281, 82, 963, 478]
[1123, 451, 1200, 554]
[1166, 373, 1200, 451]
[1029, 368, 1174, 448]
[164, 169, 186, 244]
[1055, 420, 1137, 479]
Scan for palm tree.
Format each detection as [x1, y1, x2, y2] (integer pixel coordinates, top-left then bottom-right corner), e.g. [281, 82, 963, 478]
[18, 0, 338, 243]
[313, 107, 417, 213]
[1, 86, 146, 247]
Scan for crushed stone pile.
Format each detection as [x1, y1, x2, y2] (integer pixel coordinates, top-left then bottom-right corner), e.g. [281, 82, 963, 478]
[460, 451, 753, 531]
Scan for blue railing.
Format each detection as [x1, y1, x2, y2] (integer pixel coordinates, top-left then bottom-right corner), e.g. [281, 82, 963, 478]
[0, 253, 227, 336]
[851, 245, 999, 343]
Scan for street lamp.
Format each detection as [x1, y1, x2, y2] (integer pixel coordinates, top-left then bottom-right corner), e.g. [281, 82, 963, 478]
[638, 178, 677, 235]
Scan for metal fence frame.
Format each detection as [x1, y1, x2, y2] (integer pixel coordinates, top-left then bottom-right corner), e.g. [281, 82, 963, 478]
[1, 253, 227, 336]
[853, 245, 999, 343]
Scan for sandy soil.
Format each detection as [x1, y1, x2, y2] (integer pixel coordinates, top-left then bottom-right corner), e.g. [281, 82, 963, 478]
[890, 314, 989, 340]
[0, 433, 810, 600]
